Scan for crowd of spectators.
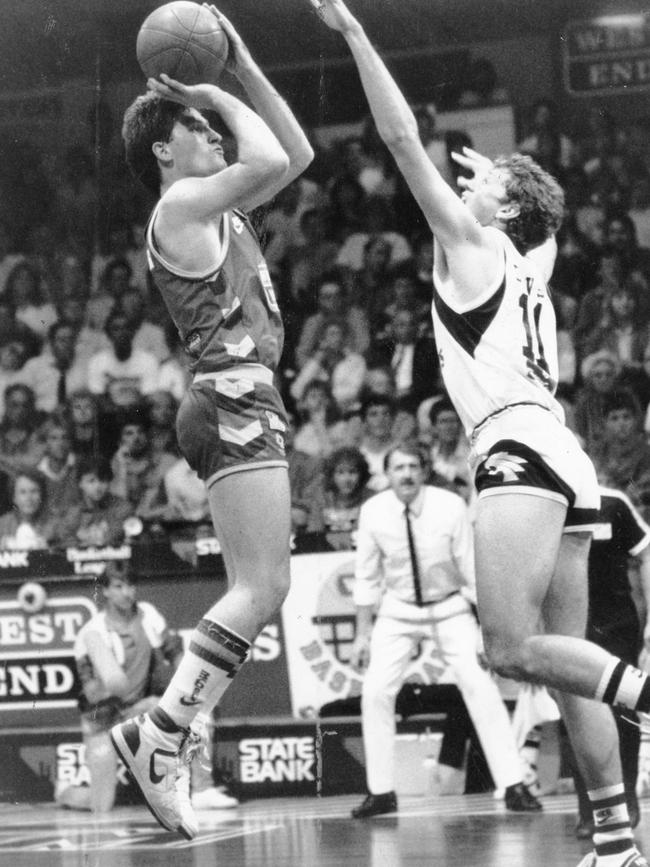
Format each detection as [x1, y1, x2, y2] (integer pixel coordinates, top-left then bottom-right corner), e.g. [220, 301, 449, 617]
[1, 94, 650, 553]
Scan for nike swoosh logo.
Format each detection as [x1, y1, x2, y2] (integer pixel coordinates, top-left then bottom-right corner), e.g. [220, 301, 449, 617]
[149, 748, 176, 785]
[179, 696, 202, 707]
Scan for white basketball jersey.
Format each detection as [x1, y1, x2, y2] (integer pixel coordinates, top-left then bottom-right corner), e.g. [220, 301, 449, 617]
[431, 227, 564, 436]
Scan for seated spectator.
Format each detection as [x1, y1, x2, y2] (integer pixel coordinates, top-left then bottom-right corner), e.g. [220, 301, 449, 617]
[295, 272, 370, 370]
[0, 338, 32, 416]
[55, 456, 133, 548]
[113, 286, 168, 363]
[604, 213, 650, 281]
[377, 265, 431, 339]
[366, 306, 441, 413]
[146, 390, 180, 460]
[516, 98, 577, 174]
[427, 398, 472, 501]
[0, 298, 41, 359]
[0, 383, 45, 474]
[290, 318, 366, 414]
[56, 561, 183, 812]
[591, 391, 650, 520]
[326, 172, 366, 244]
[293, 380, 350, 459]
[36, 413, 79, 514]
[307, 446, 371, 547]
[580, 280, 650, 371]
[350, 235, 394, 322]
[87, 310, 159, 411]
[358, 393, 398, 492]
[57, 294, 110, 367]
[286, 207, 340, 304]
[0, 468, 56, 550]
[5, 260, 57, 340]
[110, 414, 177, 514]
[572, 350, 625, 453]
[17, 319, 88, 413]
[66, 388, 118, 463]
[574, 253, 626, 357]
[87, 258, 133, 331]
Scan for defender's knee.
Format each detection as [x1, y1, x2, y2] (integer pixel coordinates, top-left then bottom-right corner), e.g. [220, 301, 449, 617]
[483, 635, 540, 683]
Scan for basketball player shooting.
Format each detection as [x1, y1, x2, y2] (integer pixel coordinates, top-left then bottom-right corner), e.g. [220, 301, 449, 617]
[110, 5, 313, 839]
[311, 1, 647, 865]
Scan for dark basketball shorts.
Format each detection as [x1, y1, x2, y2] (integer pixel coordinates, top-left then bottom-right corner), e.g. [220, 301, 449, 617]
[470, 404, 600, 532]
[176, 367, 288, 487]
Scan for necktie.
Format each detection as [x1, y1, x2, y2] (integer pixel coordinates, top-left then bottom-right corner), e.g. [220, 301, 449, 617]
[57, 369, 67, 406]
[392, 345, 404, 371]
[404, 505, 424, 606]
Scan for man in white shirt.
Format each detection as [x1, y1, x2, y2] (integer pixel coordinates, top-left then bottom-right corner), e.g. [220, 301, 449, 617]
[88, 310, 159, 408]
[350, 443, 539, 817]
[18, 321, 88, 412]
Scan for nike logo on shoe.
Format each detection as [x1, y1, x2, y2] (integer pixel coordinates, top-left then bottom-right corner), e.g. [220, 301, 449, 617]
[149, 748, 177, 785]
[594, 808, 613, 825]
[179, 695, 202, 707]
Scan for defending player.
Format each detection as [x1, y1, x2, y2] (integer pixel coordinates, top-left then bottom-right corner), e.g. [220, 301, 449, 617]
[312, 1, 648, 865]
[110, 6, 313, 839]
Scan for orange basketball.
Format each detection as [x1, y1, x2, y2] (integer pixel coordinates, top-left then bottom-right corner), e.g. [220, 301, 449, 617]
[136, 2, 229, 85]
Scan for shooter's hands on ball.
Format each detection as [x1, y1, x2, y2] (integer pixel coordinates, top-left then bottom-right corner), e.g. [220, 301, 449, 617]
[201, 4, 253, 78]
[147, 75, 223, 110]
[308, 0, 360, 34]
[450, 146, 494, 193]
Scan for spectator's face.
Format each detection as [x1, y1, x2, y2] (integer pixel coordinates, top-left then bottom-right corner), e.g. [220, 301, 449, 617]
[71, 395, 95, 424]
[79, 472, 109, 504]
[60, 297, 85, 326]
[302, 386, 328, 416]
[13, 475, 42, 518]
[393, 277, 416, 306]
[364, 240, 390, 270]
[589, 361, 617, 393]
[433, 410, 461, 445]
[386, 450, 424, 505]
[11, 267, 38, 306]
[0, 341, 27, 372]
[332, 461, 361, 497]
[120, 424, 148, 457]
[103, 575, 136, 614]
[322, 323, 345, 352]
[605, 407, 636, 441]
[107, 316, 134, 352]
[607, 220, 633, 251]
[318, 283, 343, 315]
[46, 427, 71, 460]
[364, 404, 393, 437]
[4, 388, 32, 423]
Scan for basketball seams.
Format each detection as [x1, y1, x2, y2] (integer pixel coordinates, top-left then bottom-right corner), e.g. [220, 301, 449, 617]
[137, 1, 228, 83]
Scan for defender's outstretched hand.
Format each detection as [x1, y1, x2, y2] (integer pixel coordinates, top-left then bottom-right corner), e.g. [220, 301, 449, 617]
[450, 146, 494, 191]
[308, 0, 359, 34]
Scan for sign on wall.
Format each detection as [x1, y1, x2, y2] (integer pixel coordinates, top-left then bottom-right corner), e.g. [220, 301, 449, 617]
[563, 15, 650, 96]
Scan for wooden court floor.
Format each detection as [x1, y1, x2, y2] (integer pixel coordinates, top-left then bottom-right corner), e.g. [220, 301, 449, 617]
[1, 794, 649, 867]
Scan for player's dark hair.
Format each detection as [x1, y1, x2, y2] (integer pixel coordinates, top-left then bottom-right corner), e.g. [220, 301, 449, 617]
[98, 559, 135, 589]
[122, 93, 185, 194]
[494, 153, 565, 254]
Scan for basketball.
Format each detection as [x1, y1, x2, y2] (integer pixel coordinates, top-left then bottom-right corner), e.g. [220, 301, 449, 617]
[136, 2, 229, 85]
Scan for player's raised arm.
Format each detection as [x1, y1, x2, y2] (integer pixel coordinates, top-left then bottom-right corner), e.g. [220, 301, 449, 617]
[310, 1, 502, 288]
[145, 75, 289, 223]
[207, 5, 314, 209]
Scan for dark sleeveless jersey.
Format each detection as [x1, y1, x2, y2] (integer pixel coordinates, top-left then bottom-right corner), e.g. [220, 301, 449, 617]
[146, 206, 284, 374]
